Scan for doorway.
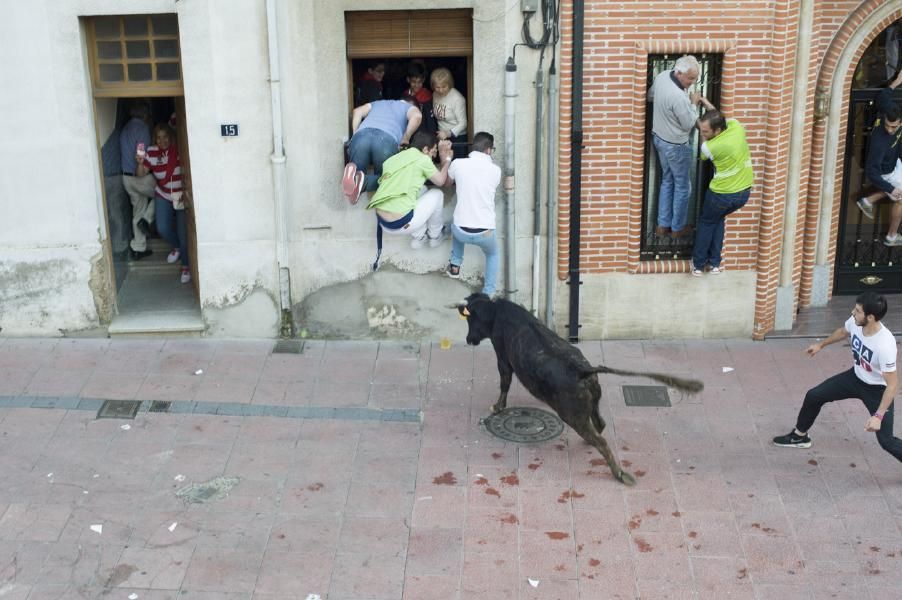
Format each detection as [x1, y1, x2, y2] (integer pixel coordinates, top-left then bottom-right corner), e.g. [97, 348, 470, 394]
[86, 14, 202, 334]
[835, 23, 902, 294]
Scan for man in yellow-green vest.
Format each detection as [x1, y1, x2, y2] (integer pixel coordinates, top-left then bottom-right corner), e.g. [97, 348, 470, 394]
[691, 109, 754, 276]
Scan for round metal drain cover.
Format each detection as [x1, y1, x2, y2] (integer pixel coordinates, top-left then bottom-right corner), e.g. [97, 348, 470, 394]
[482, 407, 564, 444]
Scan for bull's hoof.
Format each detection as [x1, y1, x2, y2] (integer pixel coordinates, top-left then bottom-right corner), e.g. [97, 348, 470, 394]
[617, 471, 637, 486]
[490, 404, 505, 415]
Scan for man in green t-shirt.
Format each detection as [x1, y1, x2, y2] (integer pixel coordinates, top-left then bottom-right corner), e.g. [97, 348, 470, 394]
[691, 109, 754, 276]
[366, 131, 453, 268]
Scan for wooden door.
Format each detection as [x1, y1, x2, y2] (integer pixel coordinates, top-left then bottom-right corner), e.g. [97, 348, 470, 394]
[175, 96, 199, 295]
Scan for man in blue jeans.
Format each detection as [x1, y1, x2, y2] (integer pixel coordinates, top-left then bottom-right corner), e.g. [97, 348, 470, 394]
[445, 132, 502, 296]
[649, 55, 704, 238]
[342, 97, 422, 204]
[691, 109, 753, 276]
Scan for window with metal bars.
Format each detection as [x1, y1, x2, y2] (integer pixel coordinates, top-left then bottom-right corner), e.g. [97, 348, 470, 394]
[641, 53, 723, 261]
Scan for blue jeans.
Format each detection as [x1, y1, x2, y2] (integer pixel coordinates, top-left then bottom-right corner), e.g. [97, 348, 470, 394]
[349, 128, 398, 192]
[652, 134, 693, 232]
[450, 224, 499, 296]
[692, 188, 749, 270]
[155, 197, 189, 268]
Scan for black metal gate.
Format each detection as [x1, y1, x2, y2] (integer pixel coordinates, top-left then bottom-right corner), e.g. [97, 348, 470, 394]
[835, 90, 902, 294]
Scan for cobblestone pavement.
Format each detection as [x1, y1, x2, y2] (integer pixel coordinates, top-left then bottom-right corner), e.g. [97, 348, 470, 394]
[0, 336, 900, 599]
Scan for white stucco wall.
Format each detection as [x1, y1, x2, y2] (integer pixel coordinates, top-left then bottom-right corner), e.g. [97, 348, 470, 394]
[0, 0, 547, 337]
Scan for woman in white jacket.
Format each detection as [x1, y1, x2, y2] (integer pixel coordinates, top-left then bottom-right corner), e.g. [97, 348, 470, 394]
[430, 67, 468, 158]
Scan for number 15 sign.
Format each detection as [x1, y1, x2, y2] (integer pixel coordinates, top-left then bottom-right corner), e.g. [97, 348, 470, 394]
[220, 124, 239, 137]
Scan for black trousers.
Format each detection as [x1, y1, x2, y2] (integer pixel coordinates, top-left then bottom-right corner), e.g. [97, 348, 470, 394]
[797, 368, 902, 462]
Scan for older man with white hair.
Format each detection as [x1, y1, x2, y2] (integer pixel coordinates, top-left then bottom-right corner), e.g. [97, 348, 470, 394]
[648, 55, 704, 239]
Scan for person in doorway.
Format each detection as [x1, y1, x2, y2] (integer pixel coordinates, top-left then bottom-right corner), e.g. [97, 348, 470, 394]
[136, 123, 190, 284]
[430, 67, 468, 159]
[773, 292, 902, 463]
[855, 70, 902, 246]
[690, 109, 753, 276]
[648, 55, 705, 239]
[445, 132, 502, 297]
[341, 97, 422, 204]
[366, 132, 453, 268]
[355, 60, 385, 106]
[120, 100, 157, 260]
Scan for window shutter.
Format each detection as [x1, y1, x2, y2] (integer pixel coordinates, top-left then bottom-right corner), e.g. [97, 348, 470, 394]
[345, 9, 472, 58]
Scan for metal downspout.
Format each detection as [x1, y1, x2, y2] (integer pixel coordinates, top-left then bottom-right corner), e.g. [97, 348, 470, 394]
[567, 0, 584, 342]
[504, 57, 518, 302]
[531, 68, 545, 316]
[265, 0, 292, 337]
[545, 60, 558, 326]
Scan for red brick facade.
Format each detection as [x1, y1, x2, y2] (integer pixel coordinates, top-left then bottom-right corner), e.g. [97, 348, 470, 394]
[556, 0, 902, 338]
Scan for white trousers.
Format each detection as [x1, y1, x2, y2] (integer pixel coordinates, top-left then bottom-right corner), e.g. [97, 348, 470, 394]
[380, 187, 444, 240]
[123, 174, 157, 251]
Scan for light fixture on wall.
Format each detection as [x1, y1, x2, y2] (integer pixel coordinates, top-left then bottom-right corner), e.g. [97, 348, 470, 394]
[813, 87, 830, 120]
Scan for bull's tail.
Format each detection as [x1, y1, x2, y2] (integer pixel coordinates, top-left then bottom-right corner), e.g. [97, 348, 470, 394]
[588, 365, 704, 394]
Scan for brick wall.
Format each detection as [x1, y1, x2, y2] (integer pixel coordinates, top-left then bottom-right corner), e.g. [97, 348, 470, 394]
[557, 0, 897, 337]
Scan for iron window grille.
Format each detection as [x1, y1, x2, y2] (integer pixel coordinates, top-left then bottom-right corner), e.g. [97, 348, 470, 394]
[640, 53, 723, 261]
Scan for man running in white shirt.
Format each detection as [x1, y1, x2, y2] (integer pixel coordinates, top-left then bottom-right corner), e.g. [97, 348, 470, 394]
[773, 291, 902, 462]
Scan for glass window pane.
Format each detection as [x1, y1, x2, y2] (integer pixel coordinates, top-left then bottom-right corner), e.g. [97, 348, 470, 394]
[126, 40, 150, 59]
[151, 14, 179, 36]
[156, 62, 181, 81]
[94, 16, 119, 38]
[154, 39, 179, 59]
[99, 63, 124, 82]
[123, 16, 148, 37]
[96, 41, 121, 60]
[128, 63, 153, 82]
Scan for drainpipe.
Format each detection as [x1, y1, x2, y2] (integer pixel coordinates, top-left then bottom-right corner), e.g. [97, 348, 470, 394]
[265, 0, 293, 337]
[531, 66, 545, 316]
[567, 0, 584, 342]
[545, 59, 558, 327]
[504, 56, 518, 303]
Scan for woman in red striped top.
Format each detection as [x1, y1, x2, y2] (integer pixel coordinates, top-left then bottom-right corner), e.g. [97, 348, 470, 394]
[136, 123, 190, 284]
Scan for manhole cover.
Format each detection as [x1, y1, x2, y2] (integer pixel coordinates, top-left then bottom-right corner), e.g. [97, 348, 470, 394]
[97, 400, 141, 419]
[273, 340, 304, 354]
[622, 385, 671, 407]
[482, 407, 564, 443]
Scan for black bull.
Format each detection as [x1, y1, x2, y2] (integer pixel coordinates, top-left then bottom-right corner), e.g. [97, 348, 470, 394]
[455, 293, 704, 486]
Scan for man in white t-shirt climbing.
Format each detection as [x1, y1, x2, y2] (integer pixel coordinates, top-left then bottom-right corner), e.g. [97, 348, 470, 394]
[445, 131, 502, 297]
[773, 291, 902, 462]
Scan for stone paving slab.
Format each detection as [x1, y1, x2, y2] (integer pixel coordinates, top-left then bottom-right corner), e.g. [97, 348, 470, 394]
[0, 336, 900, 599]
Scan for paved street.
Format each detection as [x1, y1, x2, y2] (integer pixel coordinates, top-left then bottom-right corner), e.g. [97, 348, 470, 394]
[0, 335, 900, 599]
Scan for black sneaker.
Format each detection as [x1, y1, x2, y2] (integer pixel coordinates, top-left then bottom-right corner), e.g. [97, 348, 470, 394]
[129, 248, 153, 261]
[772, 431, 811, 449]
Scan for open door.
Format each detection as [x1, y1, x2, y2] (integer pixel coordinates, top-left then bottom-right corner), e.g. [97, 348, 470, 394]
[175, 96, 199, 296]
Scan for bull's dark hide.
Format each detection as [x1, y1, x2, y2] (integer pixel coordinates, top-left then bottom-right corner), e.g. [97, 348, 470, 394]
[457, 293, 703, 486]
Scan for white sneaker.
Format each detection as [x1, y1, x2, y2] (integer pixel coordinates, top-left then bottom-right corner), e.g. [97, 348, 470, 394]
[690, 268, 703, 277]
[410, 234, 427, 250]
[857, 197, 875, 220]
[428, 233, 445, 248]
[884, 235, 902, 247]
[180, 268, 191, 284]
[710, 266, 723, 274]
[167, 249, 181, 264]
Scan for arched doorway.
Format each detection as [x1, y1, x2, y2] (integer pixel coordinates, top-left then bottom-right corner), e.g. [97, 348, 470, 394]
[834, 22, 902, 294]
